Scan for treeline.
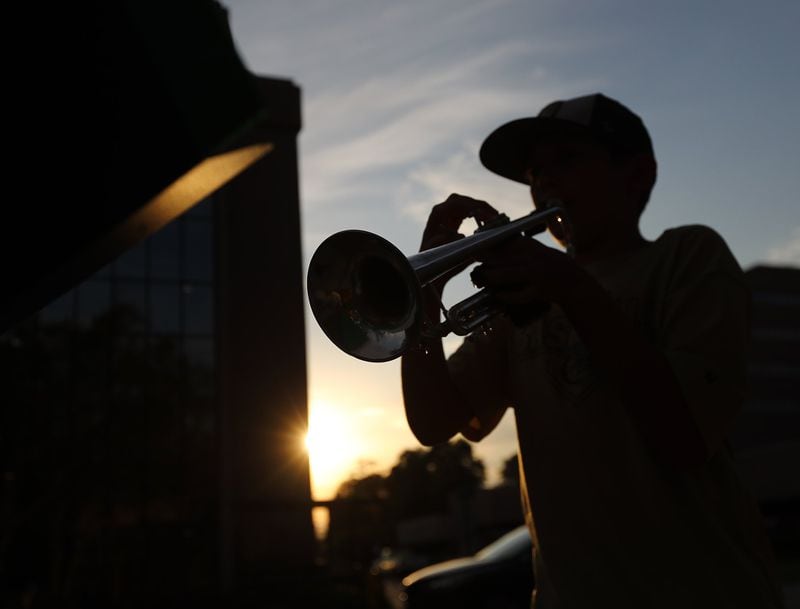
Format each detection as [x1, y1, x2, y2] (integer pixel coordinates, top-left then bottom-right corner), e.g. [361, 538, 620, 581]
[324, 440, 520, 574]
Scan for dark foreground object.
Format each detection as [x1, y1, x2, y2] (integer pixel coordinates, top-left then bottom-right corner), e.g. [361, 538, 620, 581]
[399, 526, 534, 609]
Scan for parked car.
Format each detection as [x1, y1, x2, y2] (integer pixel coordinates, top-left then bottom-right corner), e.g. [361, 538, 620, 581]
[398, 526, 534, 609]
[370, 546, 431, 578]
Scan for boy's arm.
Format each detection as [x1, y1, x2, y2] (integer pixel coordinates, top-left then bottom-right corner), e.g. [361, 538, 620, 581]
[401, 336, 473, 447]
[402, 193, 510, 446]
[401, 288, 510, 446]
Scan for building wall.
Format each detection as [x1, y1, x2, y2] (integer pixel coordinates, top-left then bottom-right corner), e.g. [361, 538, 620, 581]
[215, 77, 316, 593]
[732, 265, 800, 556]
[0, 77, 314, 608]
[1, 200, 222, 606]
[733, 265, 800, 453]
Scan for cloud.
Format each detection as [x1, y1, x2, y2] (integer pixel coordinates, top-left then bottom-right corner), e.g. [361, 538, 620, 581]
[300, 44, 551, 207]
[226, 0, 607, 245]
[765, 227, 800, 266]
[300, 66, 601, 226]
[399, 141, 535, 225]
[229, 0, 520, 95]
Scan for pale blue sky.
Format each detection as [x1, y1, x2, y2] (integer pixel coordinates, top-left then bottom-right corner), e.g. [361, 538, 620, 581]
[223, 0, 800, 498]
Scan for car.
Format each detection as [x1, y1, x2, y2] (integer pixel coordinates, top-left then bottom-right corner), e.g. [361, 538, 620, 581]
[371, 546, 432, 578]
[398, 525, 534, 609]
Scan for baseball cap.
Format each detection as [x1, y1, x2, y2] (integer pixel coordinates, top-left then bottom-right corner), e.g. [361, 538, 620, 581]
[479, 93, 654, 184]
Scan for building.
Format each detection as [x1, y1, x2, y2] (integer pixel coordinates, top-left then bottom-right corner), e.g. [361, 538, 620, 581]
[0, 76, 316, 608]
[733, 265, 800, 557]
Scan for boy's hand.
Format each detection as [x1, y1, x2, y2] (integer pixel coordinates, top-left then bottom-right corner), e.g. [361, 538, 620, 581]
[421, 193, 499, 250]
[472, 237, 581, 307]
[420, 193, 500, 292]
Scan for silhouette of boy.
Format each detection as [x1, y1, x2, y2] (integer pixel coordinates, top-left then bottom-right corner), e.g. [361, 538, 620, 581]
[401, 93, 783, 608]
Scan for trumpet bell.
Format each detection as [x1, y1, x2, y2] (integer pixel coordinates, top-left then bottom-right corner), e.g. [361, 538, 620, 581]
[307, 230, 423, 362]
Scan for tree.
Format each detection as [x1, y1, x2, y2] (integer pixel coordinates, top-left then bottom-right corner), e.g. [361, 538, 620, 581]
[326, 474, 393, 571]
[325, 440, 486, 572]
[386, 439, 485, 519]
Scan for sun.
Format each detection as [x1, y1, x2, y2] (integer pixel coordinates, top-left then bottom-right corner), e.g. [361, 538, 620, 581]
[304, 399, 362, 499]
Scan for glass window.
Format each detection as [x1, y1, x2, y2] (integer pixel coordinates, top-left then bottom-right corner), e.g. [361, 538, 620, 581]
[115, 243, 147, 278]
[184, 337, 214, 369]
[93, 262, 113, 279]
[40, 289, 76, 324]
[184, 220, 213, 281]
[185, 338, 215, 399]
[186, 195, 214, 219]
[151, 284, 181, 335]
[77, 280, 111, 326]
[185, 395, 216, 437]
[114, 281, 147, 334]
[150, 221, 181, 280]
[183, 284, 213, 335]
[111, 335, 147, 393]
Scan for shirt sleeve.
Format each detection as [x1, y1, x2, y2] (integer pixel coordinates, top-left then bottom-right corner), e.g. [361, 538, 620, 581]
[446, 317, 513, 440]
[657, 226, 750, 456]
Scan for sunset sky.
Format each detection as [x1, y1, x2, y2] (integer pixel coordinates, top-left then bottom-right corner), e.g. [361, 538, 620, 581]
[223, 0, 800, 500]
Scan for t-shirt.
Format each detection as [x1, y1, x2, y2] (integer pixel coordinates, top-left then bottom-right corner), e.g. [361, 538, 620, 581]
[447, 225, 784, 609]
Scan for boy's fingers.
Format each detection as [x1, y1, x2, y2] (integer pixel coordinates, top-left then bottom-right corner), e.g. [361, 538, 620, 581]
[429, 194, 499, 230]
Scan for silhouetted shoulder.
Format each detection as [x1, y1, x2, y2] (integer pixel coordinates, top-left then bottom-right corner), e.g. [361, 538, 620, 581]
[657, 224, 730, 252]
[654, 224, 745, 292]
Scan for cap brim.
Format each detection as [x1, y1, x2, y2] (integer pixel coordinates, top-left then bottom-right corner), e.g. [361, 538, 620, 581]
[479, 117, 589, 184]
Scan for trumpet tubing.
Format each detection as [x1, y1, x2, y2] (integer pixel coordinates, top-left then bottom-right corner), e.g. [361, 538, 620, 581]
[307, 205, 571, 362]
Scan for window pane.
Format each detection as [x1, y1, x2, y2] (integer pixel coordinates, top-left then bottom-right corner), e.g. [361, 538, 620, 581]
[151, 284, 181, 335]
[77, 281, 111, 326]
[184, 337, 214, 369]
[111, 335, 147, 396]
[93, 262, 113, 279]
[115, 244, 146, 278]
[184, 338, 215, 403]
[183, 284, 213, 335]
[150, 221, 181, 280]
[186, 196, 214, 219]
[184, 220, 213, 281]
[40, 289, 76, 324]
[114, 281, 147, 334]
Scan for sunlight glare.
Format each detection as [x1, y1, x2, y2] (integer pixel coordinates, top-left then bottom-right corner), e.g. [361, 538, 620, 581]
[304, 399, 363, 500]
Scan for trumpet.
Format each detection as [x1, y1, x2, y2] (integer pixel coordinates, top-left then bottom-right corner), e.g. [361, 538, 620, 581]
[307, 204, 572, 362]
